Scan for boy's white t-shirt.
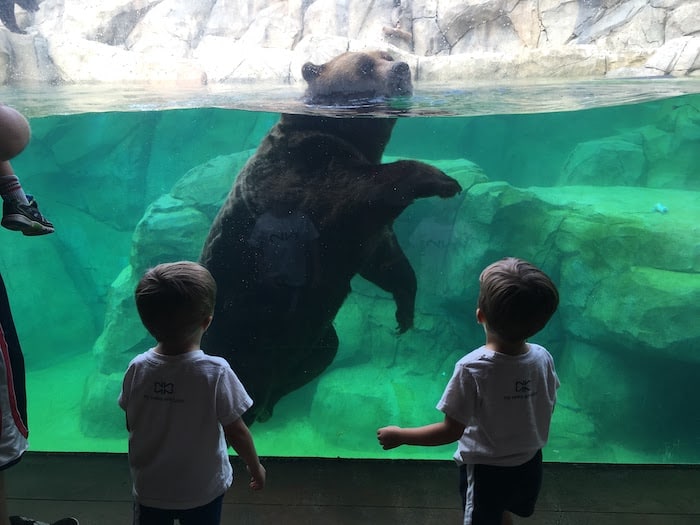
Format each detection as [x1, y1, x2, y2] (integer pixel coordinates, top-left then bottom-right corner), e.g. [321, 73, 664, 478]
[437, 343, 559, 467]
[118, 349, 253, 509]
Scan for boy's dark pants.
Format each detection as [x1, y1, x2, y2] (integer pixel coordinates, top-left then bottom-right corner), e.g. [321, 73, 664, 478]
[134, 494, 224, 525]
[459, 449, 543, 524]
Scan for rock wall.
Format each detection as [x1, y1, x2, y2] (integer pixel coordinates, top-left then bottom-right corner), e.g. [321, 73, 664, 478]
[1, 0, 699, 86]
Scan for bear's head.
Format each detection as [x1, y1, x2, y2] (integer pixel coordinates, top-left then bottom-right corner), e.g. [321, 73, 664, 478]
[302, 51, 412, 105]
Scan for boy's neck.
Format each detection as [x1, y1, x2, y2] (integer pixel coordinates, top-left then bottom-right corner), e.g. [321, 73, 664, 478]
[154, 340, 201, 356]
[484, 337, 529, 356]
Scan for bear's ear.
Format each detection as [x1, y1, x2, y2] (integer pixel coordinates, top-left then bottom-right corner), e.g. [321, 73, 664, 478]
[302, 62, 324, 82]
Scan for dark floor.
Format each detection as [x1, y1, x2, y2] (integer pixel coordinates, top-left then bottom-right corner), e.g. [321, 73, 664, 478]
[6, 453, 700, 524]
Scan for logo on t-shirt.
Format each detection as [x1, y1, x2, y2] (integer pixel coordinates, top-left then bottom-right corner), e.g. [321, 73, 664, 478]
[154, 382, 174, 394]
[144, 381, 184, 403]
[503, 379, 537, 400]
[515, 380, 530, 392]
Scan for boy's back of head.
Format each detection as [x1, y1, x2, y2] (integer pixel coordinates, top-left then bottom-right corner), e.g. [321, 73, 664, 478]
[477, 257, 559, 343]
[135, 261, 217, 344]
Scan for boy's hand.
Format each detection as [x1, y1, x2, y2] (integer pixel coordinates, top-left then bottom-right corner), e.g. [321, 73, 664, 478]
[247, 463, 266, 490]
[377, 425, 403, 450]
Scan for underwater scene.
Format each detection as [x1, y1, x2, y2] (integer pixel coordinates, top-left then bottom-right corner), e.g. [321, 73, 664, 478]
[1, 81, 699, 465]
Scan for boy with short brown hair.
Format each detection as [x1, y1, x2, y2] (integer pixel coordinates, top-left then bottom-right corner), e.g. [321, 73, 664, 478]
[120, 261, 265, 525]
[378, 257, 559, 525]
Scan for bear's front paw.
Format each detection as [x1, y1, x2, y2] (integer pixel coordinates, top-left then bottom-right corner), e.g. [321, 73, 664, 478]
[435, 178, 462, 198]
[408, 163, 462, 199]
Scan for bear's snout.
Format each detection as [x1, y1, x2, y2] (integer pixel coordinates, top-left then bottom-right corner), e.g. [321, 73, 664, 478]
[392, 62, 410, 76]
[388, 61, 412, 96]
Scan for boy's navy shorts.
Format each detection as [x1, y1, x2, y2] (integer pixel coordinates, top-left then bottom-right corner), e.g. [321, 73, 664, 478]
[459, 449, 543, 525]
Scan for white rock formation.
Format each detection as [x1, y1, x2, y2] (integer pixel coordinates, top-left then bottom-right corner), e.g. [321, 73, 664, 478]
[0, 0, 699, 86]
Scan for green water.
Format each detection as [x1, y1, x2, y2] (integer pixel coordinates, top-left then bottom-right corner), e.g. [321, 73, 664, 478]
[1, 88, 699, 464]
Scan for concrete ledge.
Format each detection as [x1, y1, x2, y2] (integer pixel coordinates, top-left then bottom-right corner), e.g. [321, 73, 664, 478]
[6, 453, 700, 524]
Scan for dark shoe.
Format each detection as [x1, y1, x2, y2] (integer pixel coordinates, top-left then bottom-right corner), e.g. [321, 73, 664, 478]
[9, 517, 79, 525]
[1, 195, 54, 236]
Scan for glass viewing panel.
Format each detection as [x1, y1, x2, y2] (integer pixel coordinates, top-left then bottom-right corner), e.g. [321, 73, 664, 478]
[1, 0, 699, 465]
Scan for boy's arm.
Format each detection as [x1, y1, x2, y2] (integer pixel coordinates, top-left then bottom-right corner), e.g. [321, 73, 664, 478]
[224, 417, 266, 490]
[377, 415, 465, 450]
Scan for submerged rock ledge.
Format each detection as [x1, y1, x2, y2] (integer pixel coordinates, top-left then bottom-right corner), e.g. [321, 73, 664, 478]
[1, 0, 699, 86]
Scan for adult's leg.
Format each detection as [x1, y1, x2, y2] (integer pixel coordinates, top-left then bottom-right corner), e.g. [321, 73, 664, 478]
[0, 273, 28, 437]
[0, 273, 28, 525]
[0, 472, 8, 525]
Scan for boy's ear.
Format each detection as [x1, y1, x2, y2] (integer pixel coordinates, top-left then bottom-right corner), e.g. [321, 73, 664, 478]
[476, 308, 484, 324]
[203, 315, 213, 331]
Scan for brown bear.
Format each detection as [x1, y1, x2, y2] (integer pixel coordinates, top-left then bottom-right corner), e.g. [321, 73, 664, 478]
[199, 51, 462, 424]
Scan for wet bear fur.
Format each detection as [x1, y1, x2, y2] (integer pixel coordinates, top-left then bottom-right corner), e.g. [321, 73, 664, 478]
[200, 51, 462, 424]
[0, 0, 38, 34]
